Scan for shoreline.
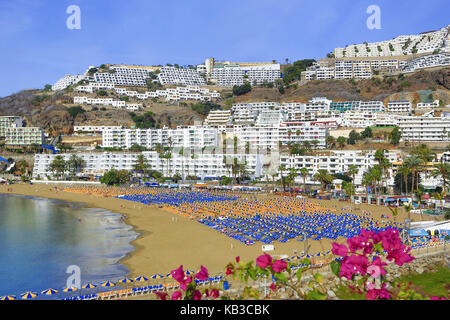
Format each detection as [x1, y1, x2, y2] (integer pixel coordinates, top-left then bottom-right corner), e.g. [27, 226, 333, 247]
[0, 184, 406, 279]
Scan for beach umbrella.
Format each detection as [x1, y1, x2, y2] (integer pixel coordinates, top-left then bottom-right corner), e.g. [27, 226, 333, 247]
[165, 273, 174, 278]
[135, 276, 149, 282]
[316, 252, 326, 257]
[41, 288, 58, 295]
[101, 281, 116, 287]
[151, 274, 164, 280]
[20, 291, 38, 299]
[185, 270, 195, 276]
[0, 295, 16, 300]
[118, 278, 134, 284]
[81, 283, 97, 289]
[63, 286, 78, 292]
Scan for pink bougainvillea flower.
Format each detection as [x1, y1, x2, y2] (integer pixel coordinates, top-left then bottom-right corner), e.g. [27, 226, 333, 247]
[171, 291, 182, 300]
[256, 253, 273, 269]
[179, 276, 193, 291]
[270, 283, 278, 291]
[369, 256, 387, 276]
[226, 267, 233, 275]
[171, 265, 186, 283]
[332, 242, 349, 257]
[430, 296, 446, 300]
[155, 292, 168, 300]
[365, 283, 390, 300]
[272, 259, 287, 273]
[339, 254, 369, 279]
[386, 246, 415, 266]
[347, 237, 365, 253]
[196, 265, 209, 281]
[210, 289, 220, 299]
[193, 290, 202, 300]
[362, 241, 374, 255]
[235, 256, 240, 263]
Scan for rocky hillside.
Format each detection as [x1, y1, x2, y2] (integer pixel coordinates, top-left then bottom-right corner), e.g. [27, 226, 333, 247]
[0, 67, 448, 134]
[233, 67, 450, 104]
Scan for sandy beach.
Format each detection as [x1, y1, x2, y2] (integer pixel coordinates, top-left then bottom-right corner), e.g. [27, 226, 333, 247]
[0, 183, 416, 278]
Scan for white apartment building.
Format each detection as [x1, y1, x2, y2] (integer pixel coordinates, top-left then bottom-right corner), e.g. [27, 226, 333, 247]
[304, 97, 332, 113]
[157, 67, 206, 86]
[329, 100, 384, 113]
[75, 83, 116, 93]
[402, 53, 450, 73]
[0, 116, 22, 137]
[374, 113, 399, 127]
[4, 127, 44, 145]
[73, 125, 123, 134]
[397, 114, 450, 141]
[417, 100, 440, 109]
[209, 63, 281, 86]
[32, 151, 264, 180]
[256, 110, 288, 126]
[387, 101, 412, 114]
[93, 65, 159, 87]
[334, 26, 449, 58]
[113, 85, 219, 102]
[102, 126, 219, 150]
[52, 74, 86, 91]
[279, 150, 400, 187]
[340, 111, 377, 128]
[204, 110, 232, 126]
[305, 59, 402, 81]
[73, 96, 140, 110]
[278, 122, 328, 148]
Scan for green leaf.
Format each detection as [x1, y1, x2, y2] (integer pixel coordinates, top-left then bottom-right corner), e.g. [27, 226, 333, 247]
[373, 243, 384, 254]
[248, 268, 257, 281]
[330, 260, 341, 277]
[300, 258, 311, 266]
[274, 272, 288, 283]
[306, 289, 327, 300]
[314, 273, 324, 284]
[296, 268, 303, 282]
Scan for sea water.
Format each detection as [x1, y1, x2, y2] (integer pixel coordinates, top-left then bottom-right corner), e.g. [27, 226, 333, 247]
[0, 194, 138, 298]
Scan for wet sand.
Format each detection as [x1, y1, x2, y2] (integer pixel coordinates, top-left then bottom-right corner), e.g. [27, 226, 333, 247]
[0, 184, 415, 278]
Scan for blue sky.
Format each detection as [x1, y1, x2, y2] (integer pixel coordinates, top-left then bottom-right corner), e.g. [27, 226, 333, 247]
[0, 0, 448, 97]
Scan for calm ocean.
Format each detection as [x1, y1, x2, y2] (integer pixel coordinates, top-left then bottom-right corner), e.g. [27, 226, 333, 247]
[0, 194, 138, 298]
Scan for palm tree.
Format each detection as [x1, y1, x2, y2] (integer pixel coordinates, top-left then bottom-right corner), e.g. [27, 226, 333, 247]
[67, 154, 86, 177]
[326, 136, 335, 149]
[179, 147, 185, 180]
[18, 160, 29, 176]
[299, 167, 310, 193]
[342, 181, 356, 207]
[191, 153, 197, 179]
[405, 156, 421, 197]
[388, 206, 399, 224]
[279, 165, 287, 191]
[286, 168, 298, 195]
[313, 169, 333, 193]
[133, 154, 149, 178]
[397, 165, 410, 195]
[432, 162, 450, 198]
[367, 165, 382, 196]
[379, 157, 392, 192]
[347, 165, 359, 185]
[362, 172, 372, 203]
